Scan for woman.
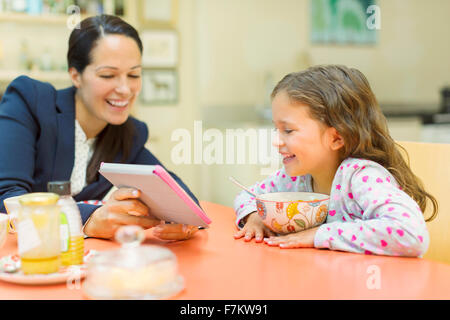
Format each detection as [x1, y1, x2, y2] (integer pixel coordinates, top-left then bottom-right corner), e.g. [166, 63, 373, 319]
[0, 14, 199, 240]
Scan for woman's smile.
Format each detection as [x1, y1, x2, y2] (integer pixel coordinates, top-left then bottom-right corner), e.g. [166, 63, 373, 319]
[106, 99, 129, 108]
[105, 98, 132, 112]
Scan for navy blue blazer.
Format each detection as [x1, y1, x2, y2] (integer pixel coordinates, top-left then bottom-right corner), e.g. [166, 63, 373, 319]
[0, 76, 199, 224]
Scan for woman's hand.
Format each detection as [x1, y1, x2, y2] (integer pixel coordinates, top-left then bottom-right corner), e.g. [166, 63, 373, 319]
[84, 188, 200, 241]
[264, 226, 319, 248]
[234, 211, 276, 243]
[152, 223, 199, 241]
[84, 188, 161, 239]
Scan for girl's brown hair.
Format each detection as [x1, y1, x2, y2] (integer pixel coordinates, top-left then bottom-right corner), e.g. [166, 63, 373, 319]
[271, 65, 437, 222]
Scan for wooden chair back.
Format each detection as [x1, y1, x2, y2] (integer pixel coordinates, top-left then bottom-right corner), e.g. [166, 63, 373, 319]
[396, 141, 450, 264]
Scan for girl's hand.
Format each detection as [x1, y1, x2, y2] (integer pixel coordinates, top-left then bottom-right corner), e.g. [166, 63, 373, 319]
[152, 223, 199, 241]
[234, 211, 276, 243]
[84, 188, 162, 239]
[264, 226, 319, 248]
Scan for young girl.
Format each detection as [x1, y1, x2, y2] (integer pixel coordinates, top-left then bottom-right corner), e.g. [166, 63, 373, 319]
[233, 65, 437, 257]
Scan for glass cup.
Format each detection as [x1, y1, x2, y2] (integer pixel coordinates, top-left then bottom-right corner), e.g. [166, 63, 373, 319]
[3, 195, 21, 233]
[17, 193, 61, 275]
[0, 215, 9, 249]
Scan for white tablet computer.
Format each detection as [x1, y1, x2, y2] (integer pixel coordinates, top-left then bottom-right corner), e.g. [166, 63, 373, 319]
[99, 163, 211, 228]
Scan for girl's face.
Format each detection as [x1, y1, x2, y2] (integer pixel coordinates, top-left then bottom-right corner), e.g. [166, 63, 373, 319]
[70, 34, 142, 127]
[272, 90, 340, 177]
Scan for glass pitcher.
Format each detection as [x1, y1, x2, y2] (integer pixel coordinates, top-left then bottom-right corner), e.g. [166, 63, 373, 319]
[17, 193, 61, 274]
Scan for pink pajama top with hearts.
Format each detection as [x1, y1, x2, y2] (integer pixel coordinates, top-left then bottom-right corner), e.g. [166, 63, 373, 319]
[233, 157, 430, 257]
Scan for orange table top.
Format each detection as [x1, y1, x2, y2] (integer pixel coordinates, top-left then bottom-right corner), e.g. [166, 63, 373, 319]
[1, 201, 450, 300]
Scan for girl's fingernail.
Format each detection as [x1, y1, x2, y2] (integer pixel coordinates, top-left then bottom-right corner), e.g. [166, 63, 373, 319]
[132, 190, 139, 196]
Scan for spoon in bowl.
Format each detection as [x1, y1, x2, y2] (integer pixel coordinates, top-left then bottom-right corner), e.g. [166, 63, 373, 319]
[228, 176, 257, 197]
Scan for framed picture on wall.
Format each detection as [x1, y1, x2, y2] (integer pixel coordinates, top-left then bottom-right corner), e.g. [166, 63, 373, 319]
[141, 30, 178, 68]
[141, 69, 178, 105]
[138, 0, 178, 29]
[310, 0, 378, 45]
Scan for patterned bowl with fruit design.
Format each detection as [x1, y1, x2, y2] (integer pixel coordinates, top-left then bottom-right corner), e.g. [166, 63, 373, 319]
[255, 192, 329, 234]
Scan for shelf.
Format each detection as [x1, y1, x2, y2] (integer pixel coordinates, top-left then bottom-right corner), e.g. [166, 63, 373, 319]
[0, 70, 70, 83]
[0, 12, 83, 24]
[0, 12, 127, 25]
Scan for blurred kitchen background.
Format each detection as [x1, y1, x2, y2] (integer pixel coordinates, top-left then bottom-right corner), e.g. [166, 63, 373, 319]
[0, 0, 449, 206]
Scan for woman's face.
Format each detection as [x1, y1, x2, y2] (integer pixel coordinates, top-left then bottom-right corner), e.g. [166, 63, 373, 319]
[71, 34, 142, 127]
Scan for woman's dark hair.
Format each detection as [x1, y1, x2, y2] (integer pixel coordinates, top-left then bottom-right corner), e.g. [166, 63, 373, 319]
[67, 15, 143, 184]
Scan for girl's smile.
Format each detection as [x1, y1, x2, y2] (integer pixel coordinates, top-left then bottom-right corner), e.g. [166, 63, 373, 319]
[280, 152, 296, 165]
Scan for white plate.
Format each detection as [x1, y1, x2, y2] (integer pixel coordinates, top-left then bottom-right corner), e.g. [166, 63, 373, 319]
[0, 250, 97, 285]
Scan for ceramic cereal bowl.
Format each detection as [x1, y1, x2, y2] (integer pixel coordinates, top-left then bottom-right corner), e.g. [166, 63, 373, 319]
[255, 192, 330, 234]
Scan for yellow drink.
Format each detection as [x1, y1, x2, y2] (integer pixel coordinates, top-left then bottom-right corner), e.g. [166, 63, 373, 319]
[47, 181, 85, 267]
[61, 235, 84, 266]
[21, 256, 60, 275]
